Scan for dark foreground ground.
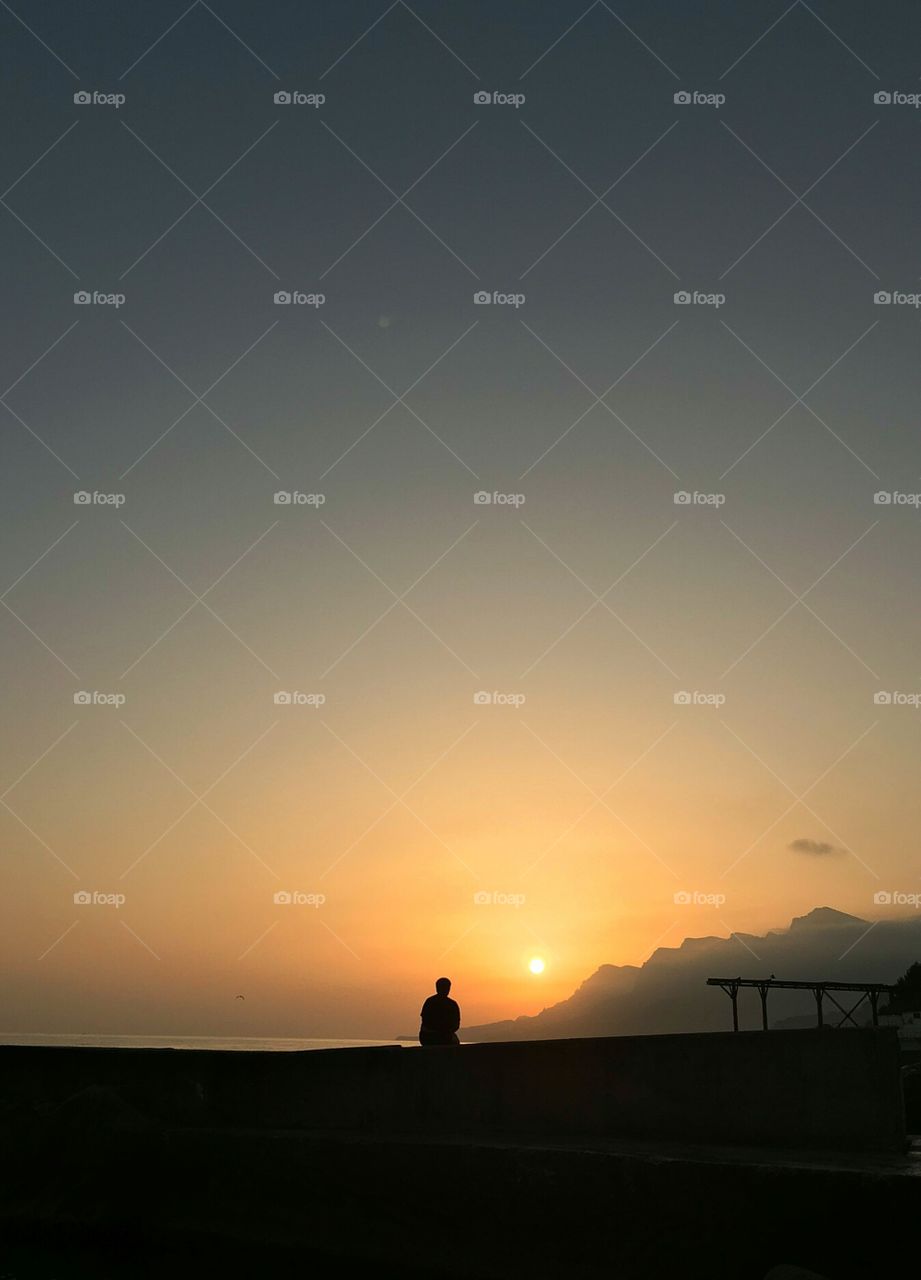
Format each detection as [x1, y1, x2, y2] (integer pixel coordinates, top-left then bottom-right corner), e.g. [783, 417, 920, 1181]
[1, 1035, 918, 1278]
[2, 1123, 919, 1279]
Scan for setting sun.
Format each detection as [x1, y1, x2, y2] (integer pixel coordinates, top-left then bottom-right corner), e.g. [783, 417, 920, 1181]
[528, 957, 546, 975]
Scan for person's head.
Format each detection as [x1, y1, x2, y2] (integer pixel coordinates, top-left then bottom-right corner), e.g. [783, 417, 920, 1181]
[435, 976, 451, 995]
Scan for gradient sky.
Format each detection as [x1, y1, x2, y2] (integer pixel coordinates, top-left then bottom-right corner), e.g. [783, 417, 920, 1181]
[2, 0, 920, 1039]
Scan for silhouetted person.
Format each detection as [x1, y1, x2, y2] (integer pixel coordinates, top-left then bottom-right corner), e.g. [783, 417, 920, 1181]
[419, 976, 460, 1046]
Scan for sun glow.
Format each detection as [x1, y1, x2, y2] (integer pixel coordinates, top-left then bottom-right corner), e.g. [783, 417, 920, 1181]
[528, 957, 545, 975]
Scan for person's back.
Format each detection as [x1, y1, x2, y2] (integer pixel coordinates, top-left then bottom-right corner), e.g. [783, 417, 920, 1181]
[419, 977, 460, 1046]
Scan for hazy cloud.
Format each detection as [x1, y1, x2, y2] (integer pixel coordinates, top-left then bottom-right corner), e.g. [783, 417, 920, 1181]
[789, 838, 838, 857]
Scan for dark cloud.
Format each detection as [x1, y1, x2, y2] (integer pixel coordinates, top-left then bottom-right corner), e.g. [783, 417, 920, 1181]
[789, 839, 838, 857]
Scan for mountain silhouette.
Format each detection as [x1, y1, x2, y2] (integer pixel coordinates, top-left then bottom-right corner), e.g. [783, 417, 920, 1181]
[463, 906, 920, 1040]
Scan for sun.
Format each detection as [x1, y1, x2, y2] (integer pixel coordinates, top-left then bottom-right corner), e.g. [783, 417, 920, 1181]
[528, 956, 545, 975]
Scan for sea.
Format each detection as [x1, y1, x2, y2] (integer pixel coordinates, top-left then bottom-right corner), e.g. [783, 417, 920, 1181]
[0, 1032, 410, 1051]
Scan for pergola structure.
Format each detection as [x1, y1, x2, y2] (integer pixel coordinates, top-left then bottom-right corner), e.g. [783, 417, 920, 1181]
[706, 977, 897, 1032]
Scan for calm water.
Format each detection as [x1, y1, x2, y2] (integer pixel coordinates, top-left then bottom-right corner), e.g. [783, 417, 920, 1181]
[0, 1032, 410, 1051]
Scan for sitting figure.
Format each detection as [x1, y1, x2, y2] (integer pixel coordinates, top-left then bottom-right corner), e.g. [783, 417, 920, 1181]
[419, 976, 460, 1046]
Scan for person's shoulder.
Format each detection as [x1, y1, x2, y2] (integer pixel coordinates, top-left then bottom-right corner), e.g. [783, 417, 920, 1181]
[449, 996, 460, 1009]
